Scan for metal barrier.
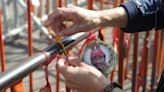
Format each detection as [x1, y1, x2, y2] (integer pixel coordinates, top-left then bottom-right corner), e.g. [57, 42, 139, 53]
[0, 30, 98, 90]
[0, 10, 6, 72]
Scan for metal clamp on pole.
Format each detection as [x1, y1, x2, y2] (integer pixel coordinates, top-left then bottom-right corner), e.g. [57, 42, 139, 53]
[0, 29, 98, 90]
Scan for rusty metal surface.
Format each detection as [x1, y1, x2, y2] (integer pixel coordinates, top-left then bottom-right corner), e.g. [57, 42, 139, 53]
[132, 33, 139, 92]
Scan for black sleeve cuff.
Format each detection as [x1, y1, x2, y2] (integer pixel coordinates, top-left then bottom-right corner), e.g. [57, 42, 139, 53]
[120, 1, 155, 33]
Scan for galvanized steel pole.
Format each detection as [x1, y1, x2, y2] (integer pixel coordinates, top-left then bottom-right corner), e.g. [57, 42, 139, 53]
[1, 0, 8, 32]
[0, 30, 98, 90]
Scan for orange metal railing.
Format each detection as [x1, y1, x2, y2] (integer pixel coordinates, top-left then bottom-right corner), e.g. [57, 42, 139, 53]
[0, 9, 6, 92]
[0, 0, 163, 92]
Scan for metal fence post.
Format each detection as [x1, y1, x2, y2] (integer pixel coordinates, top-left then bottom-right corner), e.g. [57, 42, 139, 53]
[132, 33, 139, 92]
[151, 31, 159, 91]
[27, 0, 34, 92]
[98, 0, 106, 41]
[46, 0, 50, 15]
[0, 9, 7, 92]
[118, 30, 124, 88]
[0, 10, 6, 72]
[1, 0, 8, 32]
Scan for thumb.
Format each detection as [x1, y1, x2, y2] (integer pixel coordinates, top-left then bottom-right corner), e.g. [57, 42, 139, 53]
[56, 58, 67, 73]
[56, 58, 75, 77]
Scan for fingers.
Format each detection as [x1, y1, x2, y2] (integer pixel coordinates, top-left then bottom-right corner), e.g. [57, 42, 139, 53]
[57, 58, 77, 77]
[51, 22, 66, 36]
[45, 6, 81, 36]
[60, 24, 79, 36]
[44, 10, 60, 27]
[67, 57, 80, 66]
[50, 20, 77, 36]
[45, 7, 74, 27]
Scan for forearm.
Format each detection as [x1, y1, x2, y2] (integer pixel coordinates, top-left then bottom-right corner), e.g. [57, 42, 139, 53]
[95, 0, 164, 32]
[96, 7, 128, 28]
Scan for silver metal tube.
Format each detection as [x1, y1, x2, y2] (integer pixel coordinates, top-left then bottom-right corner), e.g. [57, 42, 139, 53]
[0, 30, 98, 90]
[3, 24, 27, 40]
[1, 0, 8, 32]
[17, 0, 50, 37]
[0, 53, 49, 90]
[13, 0, 18, 28]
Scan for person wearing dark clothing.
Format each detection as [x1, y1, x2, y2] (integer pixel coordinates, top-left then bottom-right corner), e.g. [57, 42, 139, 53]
[45, 0, 164, 91]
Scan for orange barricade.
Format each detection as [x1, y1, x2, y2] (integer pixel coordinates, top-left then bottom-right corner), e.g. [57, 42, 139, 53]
[0, 0, 163, 92]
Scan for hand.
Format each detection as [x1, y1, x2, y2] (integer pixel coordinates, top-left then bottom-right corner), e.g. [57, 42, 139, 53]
[45, 6, 101, 36]
[39, 86, 51, 92]
[57, 57, 111, 92]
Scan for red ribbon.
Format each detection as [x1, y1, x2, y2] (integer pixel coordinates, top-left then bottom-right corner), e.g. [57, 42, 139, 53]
[39, 51, 61, 92]
[39, 34, 97, 92]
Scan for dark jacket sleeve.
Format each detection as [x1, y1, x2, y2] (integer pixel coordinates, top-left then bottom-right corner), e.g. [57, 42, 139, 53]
[120, 0, 164, 33]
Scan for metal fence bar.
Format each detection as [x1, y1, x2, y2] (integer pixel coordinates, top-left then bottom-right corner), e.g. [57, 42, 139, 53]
[27, 0, 34, 92]
[159, 31, 164, 78]
[64, 0, 67, 7]
[110, 0, 120, 81]
[157, 31, 163, 81]
[56, 67, 60, 92]
[17, 0, 50, 39]
[10, 81, 24, 92]
[0, 9, 7, 92]
[98, 0, 106, 41]
[124, 34, 132, 80]
[132, 33, 139, 92]
[118, 30, 125, 88]
[0, 10, 6, 72]
[142, 32, 149, 92]
[151, 31, 159, 91]
[0, 29, 98, 90]
[136, 32, 149, 92]
[87, 0, 93, 10]
[156, 31, 161, 82]
[39, 0, 43, 18]
[3, 24, 27, 40]
[1, 0, 162, 91]
[58, 0, 62, 7]
[13, 0, 18, 28]
[54, 0, 63, 91]
[1, 0, 8, 32]
[73, 0, 78, 6]
[46, 0, 50, 15]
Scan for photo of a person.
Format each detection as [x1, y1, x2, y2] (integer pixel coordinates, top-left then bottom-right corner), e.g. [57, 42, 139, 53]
[82, 42, 117, 76]
[90, 44, 108, 71]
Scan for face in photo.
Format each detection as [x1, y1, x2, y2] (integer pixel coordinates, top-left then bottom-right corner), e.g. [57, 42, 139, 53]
[82, 41, 118, 77]
[90, 45, 108, 71]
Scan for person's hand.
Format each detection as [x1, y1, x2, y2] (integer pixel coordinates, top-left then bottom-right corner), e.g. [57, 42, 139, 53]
[45, 6, 101, 36]
[56, 57, 110, 92]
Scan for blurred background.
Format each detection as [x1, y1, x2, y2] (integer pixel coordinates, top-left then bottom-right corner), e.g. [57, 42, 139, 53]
[0, 0, 163, 92]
